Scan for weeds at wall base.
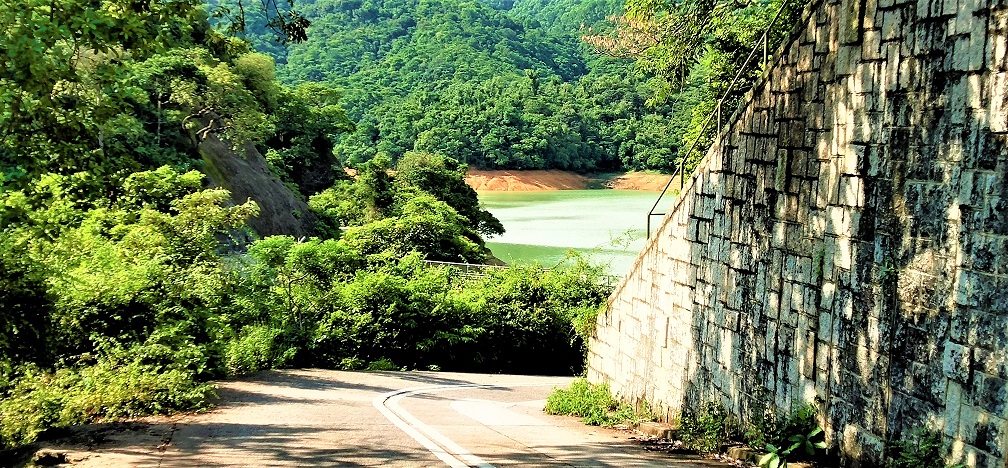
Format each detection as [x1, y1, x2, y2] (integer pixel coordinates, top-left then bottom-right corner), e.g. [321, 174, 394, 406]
[549, 385, 967, 468]
[544, 378, 656, 427]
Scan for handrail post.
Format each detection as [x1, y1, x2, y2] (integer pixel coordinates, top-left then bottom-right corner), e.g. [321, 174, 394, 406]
[763, 34, 768, 68]
[642, 0, 791, 244]
[680, 158, 685, 188]
[717, 105, 722, 133]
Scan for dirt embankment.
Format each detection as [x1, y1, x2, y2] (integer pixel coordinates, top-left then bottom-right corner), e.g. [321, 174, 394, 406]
[465, 170, 590, 191]
[465, 170, 673, 192]
[602, 172, 675, 191]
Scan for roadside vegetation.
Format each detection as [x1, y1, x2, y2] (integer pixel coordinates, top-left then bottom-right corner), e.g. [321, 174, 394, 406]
[0, 0, 613, 452]
[0, 163, 610, 448]
[546, 380, 967, 467]
[544, 378, 654, 426]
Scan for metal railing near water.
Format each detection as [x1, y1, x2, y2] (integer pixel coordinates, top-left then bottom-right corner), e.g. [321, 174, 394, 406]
[421, 260, 507, 279]
[647, 0, 794, 238]
[421, 260, 622, 288]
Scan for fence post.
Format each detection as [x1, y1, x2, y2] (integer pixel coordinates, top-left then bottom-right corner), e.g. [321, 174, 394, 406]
[763, 34, 768, 68]
[717, 105, 722, 133]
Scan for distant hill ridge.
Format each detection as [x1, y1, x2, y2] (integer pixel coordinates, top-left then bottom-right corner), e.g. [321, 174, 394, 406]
[224, 0, 693, 173]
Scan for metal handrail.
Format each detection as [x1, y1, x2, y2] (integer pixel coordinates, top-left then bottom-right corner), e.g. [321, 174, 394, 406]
[422, 260, 621, 288]
[421, 260, 507, 276]
[647, 0, 793, 237]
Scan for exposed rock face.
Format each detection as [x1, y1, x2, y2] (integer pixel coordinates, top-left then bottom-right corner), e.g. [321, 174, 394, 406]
[588, 0, 1008, 466]
[195, 128, 319, 239]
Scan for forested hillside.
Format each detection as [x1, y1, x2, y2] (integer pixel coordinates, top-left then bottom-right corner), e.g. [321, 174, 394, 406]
[230, 0, 700, 171]
[227, 0, 799, 173]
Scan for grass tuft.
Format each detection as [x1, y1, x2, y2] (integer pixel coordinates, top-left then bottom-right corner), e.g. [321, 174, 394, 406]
[544, 378, 652, 426]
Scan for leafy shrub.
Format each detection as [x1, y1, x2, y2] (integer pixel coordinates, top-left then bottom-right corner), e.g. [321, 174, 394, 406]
[457, 260, 608, 374]
[545, 378, 650, 426]
[886, 429, 964, 468]
[566, 304, 604, 357]
[747, 402, 826, 467]
[0, 347, 214, 449]
[223, 325, 295, 377]
[340, 193, 486, 263]
[366, 359, 399, 371]
[759, 426, 826, 468]
[339, 357, 365, 370]
[678, 402, 733, 453]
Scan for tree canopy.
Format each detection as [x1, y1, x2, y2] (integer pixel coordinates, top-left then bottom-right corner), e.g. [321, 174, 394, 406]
[225, 0, 703, 172]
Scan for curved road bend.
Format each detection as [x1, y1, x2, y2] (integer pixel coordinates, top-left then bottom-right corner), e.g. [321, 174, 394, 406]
[72, 369, 731, 467]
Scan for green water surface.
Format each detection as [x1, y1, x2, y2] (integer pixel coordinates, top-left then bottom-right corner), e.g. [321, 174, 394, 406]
[480, 190, 667, 276]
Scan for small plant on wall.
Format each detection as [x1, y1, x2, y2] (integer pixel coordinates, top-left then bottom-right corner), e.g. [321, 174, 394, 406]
[747, 402, 828, 467]
[759, 425, 826, 468]
[885, 429, 965, 468]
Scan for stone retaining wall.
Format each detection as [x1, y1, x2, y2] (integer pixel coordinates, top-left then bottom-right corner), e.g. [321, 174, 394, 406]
[587, 0, 1008, 465]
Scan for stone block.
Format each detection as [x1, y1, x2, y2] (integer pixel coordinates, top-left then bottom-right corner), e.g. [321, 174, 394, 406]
[841, 0, 864, 44]
[827, 206, 850, 235]
[944, 341, 974, 383]
[992, 32, 1008, 71]
[840, 175, 864, 207]
[864, 31, 885, 63]
[943, 0, 960, 16]
[636, 421, 677, 439]
[976, 373, 1008, 415]
[990, 72, 1008, 132]
[881, 10, 902, 41]
[836, 46, 857, 77]
[786, 222, 807, 252]
[843, 142, 864, 174]
[969, 310, 1008, 351]
[967, 73, 986, 110]
[969, 32, 988, 74]
[899, 55, 918, 89]
[955, 270, 981, 307]
[957, 405, 1005, 457]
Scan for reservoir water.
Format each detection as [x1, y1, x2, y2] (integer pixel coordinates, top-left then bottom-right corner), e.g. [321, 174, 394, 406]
[479, 190, 665, 276]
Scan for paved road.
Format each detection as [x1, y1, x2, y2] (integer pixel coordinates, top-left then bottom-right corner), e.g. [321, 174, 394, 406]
[53, 370, 729, 467]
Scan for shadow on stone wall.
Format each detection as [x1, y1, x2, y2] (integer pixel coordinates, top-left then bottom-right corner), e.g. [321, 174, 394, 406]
[590, 0, 1008, 465]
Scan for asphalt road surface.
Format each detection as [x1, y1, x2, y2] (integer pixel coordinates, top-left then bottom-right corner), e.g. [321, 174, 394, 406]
[35, 369, 730, 467]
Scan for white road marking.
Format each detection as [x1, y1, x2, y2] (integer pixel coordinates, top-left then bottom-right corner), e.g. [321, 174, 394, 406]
[373, 385, 470, 468]
[373, 383, 559, 468]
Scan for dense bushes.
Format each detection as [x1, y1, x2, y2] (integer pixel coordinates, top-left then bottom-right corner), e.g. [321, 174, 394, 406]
[0, 183, 611, 449]
[0, 344, 216, 448]
[222, 247, 609, 375]
[0, 166, 610, 448]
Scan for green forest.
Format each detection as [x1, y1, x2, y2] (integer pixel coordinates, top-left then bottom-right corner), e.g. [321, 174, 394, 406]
[226, 0, 687, 171]
[228, 0, 799, 172]
[0, 0, 802, 453]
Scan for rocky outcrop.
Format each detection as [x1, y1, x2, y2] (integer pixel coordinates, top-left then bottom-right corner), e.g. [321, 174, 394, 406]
[194, 123, 319, 239]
